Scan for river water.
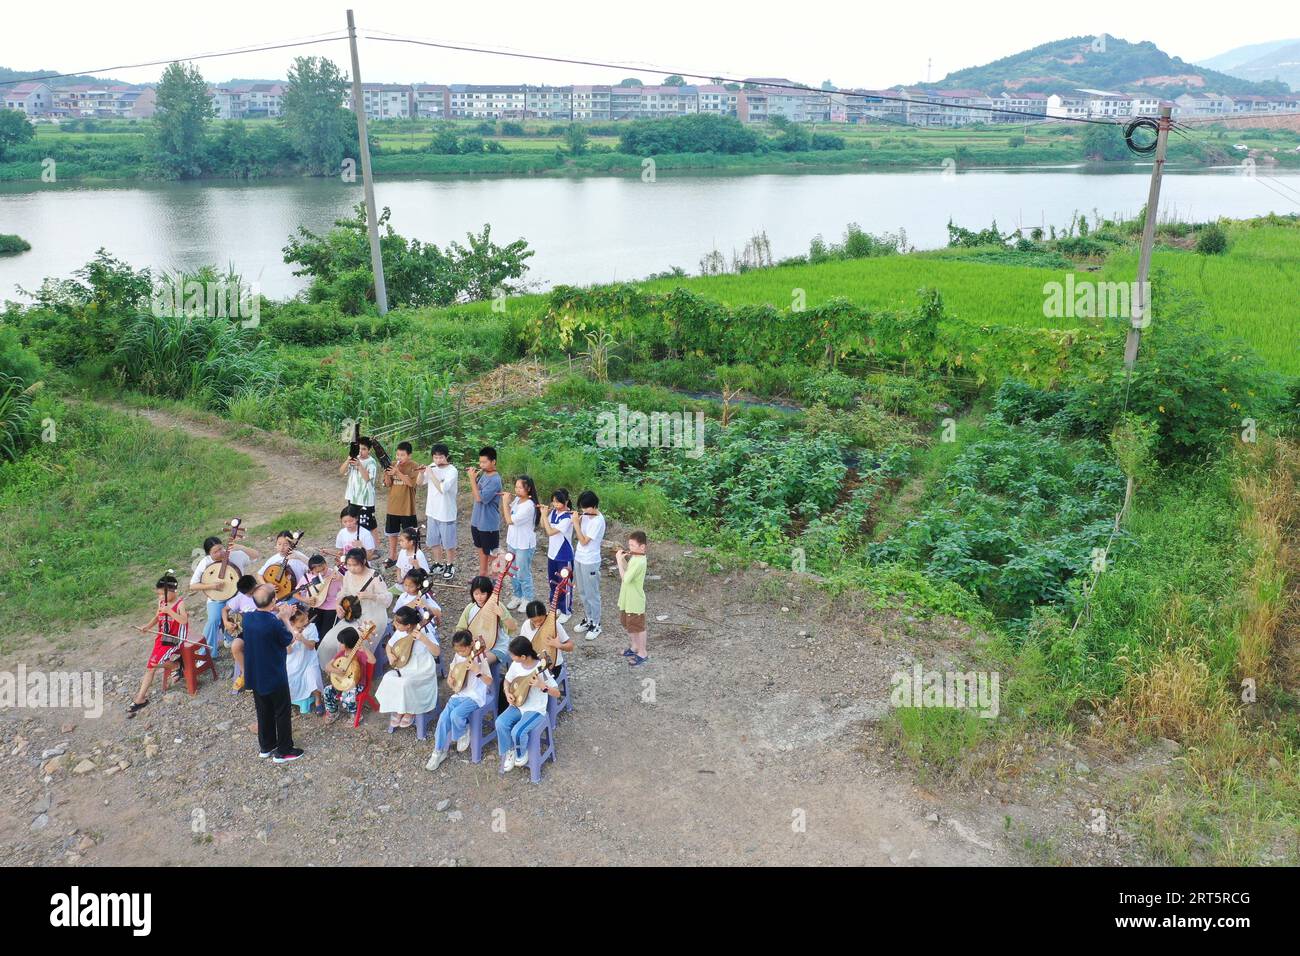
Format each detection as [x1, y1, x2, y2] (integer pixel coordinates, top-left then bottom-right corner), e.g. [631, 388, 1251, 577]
[1, 165, 1296, 300]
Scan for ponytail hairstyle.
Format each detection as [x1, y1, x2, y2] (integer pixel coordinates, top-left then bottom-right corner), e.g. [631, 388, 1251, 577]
[157, 570, 179, 597]
[516, 474, 541, 527]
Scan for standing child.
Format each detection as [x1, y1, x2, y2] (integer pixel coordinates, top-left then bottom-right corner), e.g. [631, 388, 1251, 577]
[466, 446, 503, 577]
[496, 636, 561, 773]
[616, 531, 649, 666]
[127, 572, 190, 716]
[224, 574, 259, 692]
[382, 441, 420, 568]
[571, 490, 605, 640]
[285, 606, 324, 715]
[304, 555, 342, 635]
[340, 437, 380, 532]
[425, 630, 493, 771]
[500, 474, 539, 612]
[418, 442, 459, 580]
[189, 534, 259, 660]
[540, 489, 575, 623]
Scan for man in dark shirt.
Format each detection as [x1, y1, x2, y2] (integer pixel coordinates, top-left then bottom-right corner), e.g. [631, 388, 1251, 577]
[243, 585, 304, 763]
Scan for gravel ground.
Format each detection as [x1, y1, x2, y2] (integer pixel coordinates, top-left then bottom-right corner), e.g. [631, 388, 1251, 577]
[0, 405, 1153, 866]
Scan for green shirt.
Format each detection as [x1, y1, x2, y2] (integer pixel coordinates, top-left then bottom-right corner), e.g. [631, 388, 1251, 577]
[617, 554, 647, 614]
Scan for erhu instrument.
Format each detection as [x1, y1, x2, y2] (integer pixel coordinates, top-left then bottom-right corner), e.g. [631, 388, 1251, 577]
[468, 552, 515, 647]
[263, 530, 306, 600]
[507, 652, 554, 707]
[198, 517, 245, 601]
[445, 637, 488, 693]
[529, 567, 571, 658]
[327, 622, 376, 693]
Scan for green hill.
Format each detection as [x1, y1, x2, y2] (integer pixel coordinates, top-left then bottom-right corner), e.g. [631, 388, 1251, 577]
[921, 35, 1291, 97]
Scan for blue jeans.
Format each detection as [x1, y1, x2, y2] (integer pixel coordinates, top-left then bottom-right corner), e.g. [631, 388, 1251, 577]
[435, 696, 480, 752]
[511, 546, 535, 602]
[548, 559, 573, 614]
[574, 560, 600, 624]
[203, 598, 229, 658]
[495, 706, 545, 760]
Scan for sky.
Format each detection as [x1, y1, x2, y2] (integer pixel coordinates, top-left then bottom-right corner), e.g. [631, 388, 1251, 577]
[1, 0, 1296, 89]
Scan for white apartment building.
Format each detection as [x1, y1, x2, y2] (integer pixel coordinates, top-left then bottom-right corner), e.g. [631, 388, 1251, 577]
[3, 82, 52, 115]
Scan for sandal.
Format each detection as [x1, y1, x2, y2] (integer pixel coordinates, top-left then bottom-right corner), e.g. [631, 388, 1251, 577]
[399, 714, 415, 728]
[126, 699, 149, 717]
[389, 715, 402, 729]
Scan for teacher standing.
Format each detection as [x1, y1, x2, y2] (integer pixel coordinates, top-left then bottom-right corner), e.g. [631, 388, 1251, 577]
[243, 585, 304, 763]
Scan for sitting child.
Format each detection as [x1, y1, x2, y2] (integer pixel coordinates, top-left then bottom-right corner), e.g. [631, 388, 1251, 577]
[497, 636, 561, 773]
[519, 599, 573, 678]
[376, 605, 441, 729]
[395, 528, 430, 579]
[322, 626, 376, 723]
[286, 605, 324, 715]
[425, 630, 493, 771]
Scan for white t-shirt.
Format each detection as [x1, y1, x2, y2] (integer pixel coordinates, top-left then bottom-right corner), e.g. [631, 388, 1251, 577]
[396, 549, 430, 578]
[504, 660, 557, 715]
[451, 655, 492, 707]
[506, 498, 537, 550]
[335, 526, 376, 554]
[259, 556, 309, 584]
[573, 512, 605, 564]
[394, 591, 440, 640]
[420, 464, 459, 522]
[345, 456, 379, 507]
[546, 510, 574, 561]
[190, 550, 249, 587]
[520, 617, 570, 667]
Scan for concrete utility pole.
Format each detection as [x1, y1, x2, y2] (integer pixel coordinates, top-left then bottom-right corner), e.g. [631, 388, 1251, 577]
[346, 9, 389, 315]
[1124, 105, 1172, 370]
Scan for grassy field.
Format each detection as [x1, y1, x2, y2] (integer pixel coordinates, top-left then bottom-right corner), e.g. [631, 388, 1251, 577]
[0, 399, 255, 646]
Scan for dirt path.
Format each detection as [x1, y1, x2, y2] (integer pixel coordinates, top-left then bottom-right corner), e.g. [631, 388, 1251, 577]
[1, 403, 1030, 866]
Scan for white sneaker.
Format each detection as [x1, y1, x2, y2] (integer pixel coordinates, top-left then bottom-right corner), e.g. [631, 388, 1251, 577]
[515, 749, 530, 768]
[557, 612, 571, 624]
[456, 730, 470, 753]
[501, 753, 516, 773]
[507, 596, 523, 611]
[573, 618, 590, 633]
[426, 749, 449, 771]
[586, 625, 602, 641]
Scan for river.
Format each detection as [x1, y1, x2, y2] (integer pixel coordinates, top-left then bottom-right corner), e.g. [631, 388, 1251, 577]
[1, 165, 1296, 300]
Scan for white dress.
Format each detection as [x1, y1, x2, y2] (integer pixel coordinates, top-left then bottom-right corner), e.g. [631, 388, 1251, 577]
[318, 570, 391, 668]
[287, 625, 324, 702]
[375, 634, 439, 715]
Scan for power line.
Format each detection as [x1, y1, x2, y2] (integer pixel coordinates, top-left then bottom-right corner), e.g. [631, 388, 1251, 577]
[361, 31, 1131, 130]
[0, 34, 348, 88]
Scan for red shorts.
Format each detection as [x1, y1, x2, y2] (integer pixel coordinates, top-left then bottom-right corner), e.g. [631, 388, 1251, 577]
[147, 636, 179, 670]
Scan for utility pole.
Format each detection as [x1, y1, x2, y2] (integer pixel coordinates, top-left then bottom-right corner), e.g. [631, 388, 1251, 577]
[346, 9, 388, 315]
[1124, 105, 1172, 370]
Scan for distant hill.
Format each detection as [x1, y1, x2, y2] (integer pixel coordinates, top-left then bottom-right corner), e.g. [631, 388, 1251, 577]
[0, 66, 142, 88]
[1199, 40, 1300, 92]
[920, 35, 1291, 98]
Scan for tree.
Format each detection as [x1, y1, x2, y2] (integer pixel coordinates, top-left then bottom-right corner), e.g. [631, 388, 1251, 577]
[0, 109, 35, 161]
[1080, 122, 1128, 161]
[282, 56, 353, 176]
[152, 61, 214, 179]
[563, 123, 589, 155]
[617, 78, 643, 87]
[767, 115, 811, 151]
[282, 203, 534, 313]
[662, 75, 686, 86]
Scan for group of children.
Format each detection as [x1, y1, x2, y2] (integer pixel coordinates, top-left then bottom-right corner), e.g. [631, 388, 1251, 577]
[131, 437, 653, 777]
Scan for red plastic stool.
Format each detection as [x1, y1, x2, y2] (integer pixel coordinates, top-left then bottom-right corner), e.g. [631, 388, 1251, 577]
[162, 640, 220, 696]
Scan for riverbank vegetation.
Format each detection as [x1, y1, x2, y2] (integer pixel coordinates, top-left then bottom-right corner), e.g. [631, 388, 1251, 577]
[2, 208, 1298, 862]
[5, 96, 1298, 183]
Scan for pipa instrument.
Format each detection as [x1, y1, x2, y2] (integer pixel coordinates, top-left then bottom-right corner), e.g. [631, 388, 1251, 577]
[199, 517, 245, 601]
